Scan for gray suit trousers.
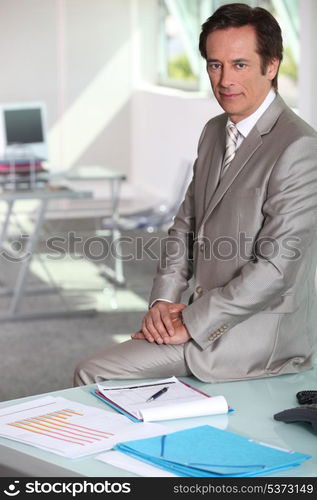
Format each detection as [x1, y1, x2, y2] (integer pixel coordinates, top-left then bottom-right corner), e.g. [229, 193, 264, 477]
[73, 339, 191, 386]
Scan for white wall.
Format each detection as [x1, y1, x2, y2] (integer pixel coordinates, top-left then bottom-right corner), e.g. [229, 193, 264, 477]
[129, 0, 222, 202]
[131, 87, 222, 200]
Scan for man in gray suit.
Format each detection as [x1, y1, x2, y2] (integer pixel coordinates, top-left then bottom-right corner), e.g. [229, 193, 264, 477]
[74, 3, 317, 386]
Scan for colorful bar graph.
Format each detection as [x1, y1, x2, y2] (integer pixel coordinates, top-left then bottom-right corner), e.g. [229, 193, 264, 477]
[7, 408, 114, 446]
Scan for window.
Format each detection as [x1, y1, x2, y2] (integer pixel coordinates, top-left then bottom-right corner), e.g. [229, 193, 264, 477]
[158, 0, 299, 106]
[158, 0, 201, 90]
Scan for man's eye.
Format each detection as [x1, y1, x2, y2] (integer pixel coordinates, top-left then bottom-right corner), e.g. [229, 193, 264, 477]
[236, 63, 246, 69]
[208, 64, 221, 70]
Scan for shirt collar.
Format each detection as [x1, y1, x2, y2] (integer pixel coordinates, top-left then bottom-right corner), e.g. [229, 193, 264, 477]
[227, 88, 276, 139]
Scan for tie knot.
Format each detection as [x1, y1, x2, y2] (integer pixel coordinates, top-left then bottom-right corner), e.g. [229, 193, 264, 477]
[226, 123, 239, 145]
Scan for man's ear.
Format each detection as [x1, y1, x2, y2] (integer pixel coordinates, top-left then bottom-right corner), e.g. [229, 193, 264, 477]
[267, 57, 280, 81]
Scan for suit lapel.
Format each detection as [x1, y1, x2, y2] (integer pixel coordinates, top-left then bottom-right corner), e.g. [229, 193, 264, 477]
[199, 94, 287, 233]
[203, 123, 226, 210]
[202, 128, 262, 223]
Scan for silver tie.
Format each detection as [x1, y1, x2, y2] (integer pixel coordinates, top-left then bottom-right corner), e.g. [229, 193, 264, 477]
[221, 123, 239, 177]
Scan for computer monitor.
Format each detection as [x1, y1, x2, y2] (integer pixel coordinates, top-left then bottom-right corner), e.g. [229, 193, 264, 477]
[0, 101, 48, 161]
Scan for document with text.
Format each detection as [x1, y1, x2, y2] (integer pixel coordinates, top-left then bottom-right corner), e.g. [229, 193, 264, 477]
[95, 376, 230, 422]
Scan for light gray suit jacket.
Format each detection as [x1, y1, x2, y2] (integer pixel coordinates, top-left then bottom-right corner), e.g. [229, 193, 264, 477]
[150, 94, 317, 382]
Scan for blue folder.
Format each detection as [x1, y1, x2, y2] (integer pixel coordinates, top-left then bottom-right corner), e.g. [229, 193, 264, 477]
[115, 425, 311, 477]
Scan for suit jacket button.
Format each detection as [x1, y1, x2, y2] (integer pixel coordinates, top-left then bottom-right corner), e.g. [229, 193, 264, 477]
[196, 286, 203, 295]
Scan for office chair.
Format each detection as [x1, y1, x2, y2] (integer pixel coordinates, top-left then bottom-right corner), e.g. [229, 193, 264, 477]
[101, 160, 193, 233]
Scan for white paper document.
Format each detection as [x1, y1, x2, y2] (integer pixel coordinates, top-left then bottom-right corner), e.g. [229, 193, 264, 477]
[97, 376, 229, 422]
[0, 396, 167, 458]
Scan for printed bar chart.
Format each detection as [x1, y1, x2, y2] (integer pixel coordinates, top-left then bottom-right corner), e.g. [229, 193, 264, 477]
[8, 408, 114, 446]
[0, 396, 167, 458]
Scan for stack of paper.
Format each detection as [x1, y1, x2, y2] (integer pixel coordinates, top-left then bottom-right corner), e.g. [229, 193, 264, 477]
[115, 425, 311, 477]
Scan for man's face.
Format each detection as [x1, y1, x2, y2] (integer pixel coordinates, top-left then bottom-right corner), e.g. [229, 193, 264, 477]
[205, 25, 279, 123]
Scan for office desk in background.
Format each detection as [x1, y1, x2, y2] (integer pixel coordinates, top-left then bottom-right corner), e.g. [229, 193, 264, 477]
[0, 365, 316, 477]
[51, 165, 127, 287]
[0, 181, 95, 321]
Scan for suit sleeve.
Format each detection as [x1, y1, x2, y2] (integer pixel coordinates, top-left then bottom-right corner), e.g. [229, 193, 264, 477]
[182, 135, 317, 349]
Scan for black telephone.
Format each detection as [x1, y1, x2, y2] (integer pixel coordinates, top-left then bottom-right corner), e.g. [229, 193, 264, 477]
[273, 390, 317, 432]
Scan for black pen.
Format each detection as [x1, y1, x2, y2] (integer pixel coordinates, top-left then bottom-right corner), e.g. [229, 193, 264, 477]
[146, 386, 169, 403]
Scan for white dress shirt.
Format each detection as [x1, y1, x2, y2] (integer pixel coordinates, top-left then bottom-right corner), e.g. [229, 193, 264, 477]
[228, 88, 276, 148]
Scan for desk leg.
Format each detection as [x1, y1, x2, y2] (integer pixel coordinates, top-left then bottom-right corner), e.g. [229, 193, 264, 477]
[111, 178, 125, 285]
[100, 178, 125, 286]
[0, 200, 14, 250]
[8, 198, 48, 316]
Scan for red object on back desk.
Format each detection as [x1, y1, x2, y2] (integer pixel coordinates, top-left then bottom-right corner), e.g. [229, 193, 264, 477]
[0, 161, 45, 174]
